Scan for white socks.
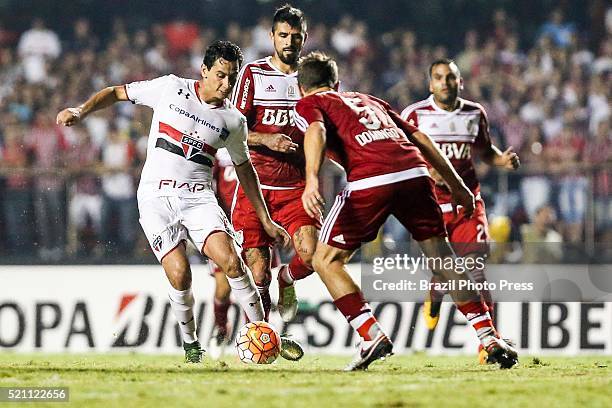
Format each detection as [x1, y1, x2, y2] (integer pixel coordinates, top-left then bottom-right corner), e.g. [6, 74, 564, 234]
[167, 286, 197, 344]
[168, 269, 263, 344]
[227, 271, 265, 322]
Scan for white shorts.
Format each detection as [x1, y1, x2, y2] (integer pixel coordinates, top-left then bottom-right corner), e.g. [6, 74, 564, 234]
[138, 193, 238, 262]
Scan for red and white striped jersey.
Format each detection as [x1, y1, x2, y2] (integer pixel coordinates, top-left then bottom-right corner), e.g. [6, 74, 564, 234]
[230, 57, 304, 189]
[401, 95, 492, 204]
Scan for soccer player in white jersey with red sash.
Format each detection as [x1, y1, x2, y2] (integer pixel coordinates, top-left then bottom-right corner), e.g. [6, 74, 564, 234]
[231, 5, 319, 324]
[401, 59, 520, 360]
[56, 41, 291, 364]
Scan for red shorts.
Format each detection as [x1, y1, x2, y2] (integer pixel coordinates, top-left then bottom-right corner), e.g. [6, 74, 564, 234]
[320, 176, 446, 250]
[231, 186, 320, 249]
[442, 198, 490, 256]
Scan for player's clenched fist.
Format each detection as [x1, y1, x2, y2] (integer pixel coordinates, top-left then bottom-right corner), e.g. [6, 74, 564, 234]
[56, 108, 83, 126]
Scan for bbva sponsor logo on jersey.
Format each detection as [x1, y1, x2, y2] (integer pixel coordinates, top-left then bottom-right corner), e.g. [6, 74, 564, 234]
[436, 142, 472, 160]
[261, 108, 295, 127]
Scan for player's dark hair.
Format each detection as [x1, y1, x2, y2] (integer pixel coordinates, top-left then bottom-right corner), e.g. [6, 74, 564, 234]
[272, 4, 307, 33]
[203, 40, 243, 70]
[429, 58, 460, 78]
[297, 51, 338, 91]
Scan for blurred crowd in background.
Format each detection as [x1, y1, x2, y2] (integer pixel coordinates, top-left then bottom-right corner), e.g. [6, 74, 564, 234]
[0, 2, 610, 263]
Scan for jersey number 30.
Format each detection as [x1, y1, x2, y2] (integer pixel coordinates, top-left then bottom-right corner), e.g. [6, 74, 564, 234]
[339, 96, 390, 131]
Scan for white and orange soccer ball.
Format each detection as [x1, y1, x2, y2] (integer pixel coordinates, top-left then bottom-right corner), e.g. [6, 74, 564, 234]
[235, 321, 282, 364]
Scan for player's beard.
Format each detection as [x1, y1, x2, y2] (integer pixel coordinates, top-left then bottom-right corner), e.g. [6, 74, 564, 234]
[277, 48, 299, 65]
[437, 88, 458, 106]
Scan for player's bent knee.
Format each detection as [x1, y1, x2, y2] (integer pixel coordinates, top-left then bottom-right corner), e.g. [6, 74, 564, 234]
[294, 226, 318, 268]
[166, 270, 191, 290]
[242, 247, 271, 284]
[312, 249, 327, 271]
[419, 236, 455, 259]
[218, 252, 244, 279]
[312, 247, 337, 274]
[161, 245, 191, 290]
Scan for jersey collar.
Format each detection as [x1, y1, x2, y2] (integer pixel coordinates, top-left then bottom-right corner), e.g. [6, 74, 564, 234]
[266, 56, 298, 77]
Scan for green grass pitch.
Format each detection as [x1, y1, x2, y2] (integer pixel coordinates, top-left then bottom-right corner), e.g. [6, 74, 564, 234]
[1, 353, 610, 407]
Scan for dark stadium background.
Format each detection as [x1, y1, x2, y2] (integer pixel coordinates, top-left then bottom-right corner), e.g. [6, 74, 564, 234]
[0, 0, 609, 264]
[1, 0, 602, 48]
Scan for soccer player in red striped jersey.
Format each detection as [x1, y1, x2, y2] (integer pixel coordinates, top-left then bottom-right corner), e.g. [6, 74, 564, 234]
[296, 52, 518, 370]
[230, 5, 319, 325]
[400, 60, 520, 349]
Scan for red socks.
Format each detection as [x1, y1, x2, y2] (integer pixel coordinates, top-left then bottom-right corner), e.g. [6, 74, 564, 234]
[458, 301, 497, 347]
[334, 292, 382, 341]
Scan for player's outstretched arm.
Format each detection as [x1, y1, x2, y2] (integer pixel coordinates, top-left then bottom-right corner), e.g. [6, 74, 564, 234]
[234, 160, 291, 247]
[301, 121, 326, 220]
[56, 86, 129, 126]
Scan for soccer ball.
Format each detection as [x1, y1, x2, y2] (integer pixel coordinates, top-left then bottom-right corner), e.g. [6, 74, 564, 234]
[235, 321, 282, 364]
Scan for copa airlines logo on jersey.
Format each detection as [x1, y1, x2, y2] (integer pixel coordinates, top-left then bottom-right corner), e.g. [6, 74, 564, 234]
[169, 103, 221, 133]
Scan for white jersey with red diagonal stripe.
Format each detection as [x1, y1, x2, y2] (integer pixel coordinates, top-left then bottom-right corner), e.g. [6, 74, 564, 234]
[125, 74, 249, 201]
